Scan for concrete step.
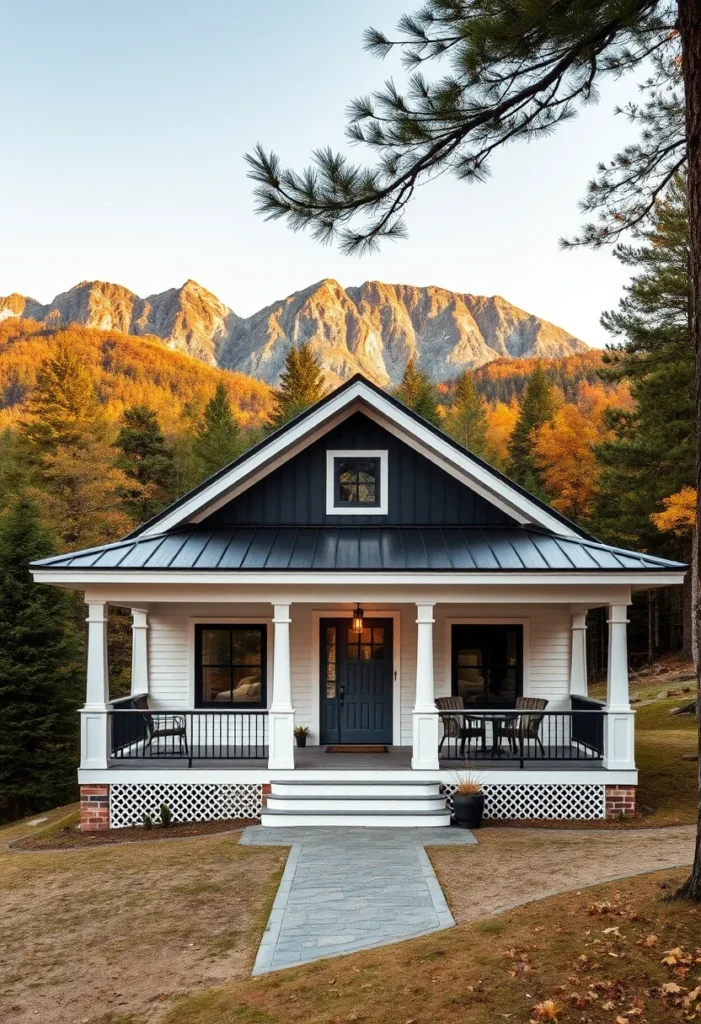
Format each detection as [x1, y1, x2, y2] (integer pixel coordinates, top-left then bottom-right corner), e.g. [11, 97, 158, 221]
[270, 780, 440, 798]
[260, 807, 451, 828]
[266, 794, 446, 812]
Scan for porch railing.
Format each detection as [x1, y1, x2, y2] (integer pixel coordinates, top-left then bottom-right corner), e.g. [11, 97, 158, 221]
[570, 696, 606, 757]
[438, 707, 605, 768]
[107, 702, 268, 766]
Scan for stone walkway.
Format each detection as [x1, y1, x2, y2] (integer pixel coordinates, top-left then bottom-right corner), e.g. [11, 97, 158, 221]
[242, 826, 476, 974]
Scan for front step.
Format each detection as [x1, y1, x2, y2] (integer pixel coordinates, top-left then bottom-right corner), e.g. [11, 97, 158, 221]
[261, 779, 451, 827]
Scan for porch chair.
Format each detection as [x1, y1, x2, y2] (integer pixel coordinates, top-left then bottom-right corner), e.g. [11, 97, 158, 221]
[436, 696, 487, 757]
[501, 697, 548, 756]
[132, 695, 189, 757]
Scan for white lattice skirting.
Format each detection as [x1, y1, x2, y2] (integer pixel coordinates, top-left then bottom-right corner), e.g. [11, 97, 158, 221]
[109, 783, 263, 828]
[441, 783, 606, 820]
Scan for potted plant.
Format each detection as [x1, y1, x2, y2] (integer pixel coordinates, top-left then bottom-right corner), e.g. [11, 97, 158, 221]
[451, 772, 485, 829]
[294, 726, 310, 748]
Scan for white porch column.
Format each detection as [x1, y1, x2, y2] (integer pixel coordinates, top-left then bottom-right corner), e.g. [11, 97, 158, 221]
[81, 601, 110, 769]
[412, 602, 439, 770]
[603, 603, 635, 770]
[569, 612, 588, 698]
[130, 608, 149, 697]
[268, 602, 295, 770]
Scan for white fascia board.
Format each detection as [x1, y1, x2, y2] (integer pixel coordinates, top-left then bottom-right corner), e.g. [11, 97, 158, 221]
[139, 380, 577, 538]
[78, 767, 637, 785]
[32, 569, 686, 588]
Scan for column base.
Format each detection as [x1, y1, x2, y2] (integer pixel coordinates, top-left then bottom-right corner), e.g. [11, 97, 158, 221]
[80, 784, 110, 831]
[268, 709, 295, 770]
[411, 710, 439, 771]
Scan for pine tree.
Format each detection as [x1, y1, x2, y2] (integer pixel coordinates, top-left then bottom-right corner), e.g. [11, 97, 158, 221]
[194, 383, 244, 478]
[23, 344, 104, 456]
[505, 364, 557, 494]
[394, 358, 439, 425]
[443, 371, 489, 457]
[115, 405, 176, 521]
[20, 346, 135, 550]
[267, 344, 327, 431]
[0, 496, 82, 822]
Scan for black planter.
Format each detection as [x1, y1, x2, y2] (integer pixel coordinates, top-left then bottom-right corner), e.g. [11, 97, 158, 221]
[452, 791, 485, 829]
[295, 735, 307, 747]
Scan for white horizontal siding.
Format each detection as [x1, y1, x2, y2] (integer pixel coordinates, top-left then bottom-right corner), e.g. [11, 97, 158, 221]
[143, 601, 574, 737]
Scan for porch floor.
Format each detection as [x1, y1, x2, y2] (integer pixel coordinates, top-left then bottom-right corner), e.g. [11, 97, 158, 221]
[107, 744, 603, 771]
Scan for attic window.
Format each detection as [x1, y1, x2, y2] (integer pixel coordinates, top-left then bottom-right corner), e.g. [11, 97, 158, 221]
[326, 450, 388, 515]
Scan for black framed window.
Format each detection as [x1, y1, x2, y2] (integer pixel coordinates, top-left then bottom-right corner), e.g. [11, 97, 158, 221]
[334, 457, 380, 507]
[452, 624, 523, 707]
[195, 624, 266, 707]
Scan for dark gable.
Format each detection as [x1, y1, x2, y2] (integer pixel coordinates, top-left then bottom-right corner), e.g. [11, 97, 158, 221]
[202, 412, 517, 528]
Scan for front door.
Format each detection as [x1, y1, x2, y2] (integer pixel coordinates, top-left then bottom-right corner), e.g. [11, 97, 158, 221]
[320, 618, 393, 744]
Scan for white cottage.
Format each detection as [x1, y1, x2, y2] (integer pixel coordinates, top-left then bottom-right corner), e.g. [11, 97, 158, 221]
[31, 375, 685, 830]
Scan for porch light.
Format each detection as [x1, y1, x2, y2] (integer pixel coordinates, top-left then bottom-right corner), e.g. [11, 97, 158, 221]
[351, 604, 364, 634]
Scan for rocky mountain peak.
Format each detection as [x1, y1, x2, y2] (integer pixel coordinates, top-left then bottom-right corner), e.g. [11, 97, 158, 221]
[0, 277, 587, 383]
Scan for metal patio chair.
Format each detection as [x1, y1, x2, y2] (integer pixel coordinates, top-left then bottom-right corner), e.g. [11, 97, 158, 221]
[501, 697, 548, 756]
[436, 695, 487, 757]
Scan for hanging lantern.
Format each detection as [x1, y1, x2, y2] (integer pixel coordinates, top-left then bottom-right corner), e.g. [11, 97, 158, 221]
[351, 604, 364, 634]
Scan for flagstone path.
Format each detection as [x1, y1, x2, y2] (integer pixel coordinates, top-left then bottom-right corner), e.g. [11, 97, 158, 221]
[241, 825, 476, 974]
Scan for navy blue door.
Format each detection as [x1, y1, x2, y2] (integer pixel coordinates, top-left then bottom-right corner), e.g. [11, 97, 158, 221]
[320, 618, 393, 744]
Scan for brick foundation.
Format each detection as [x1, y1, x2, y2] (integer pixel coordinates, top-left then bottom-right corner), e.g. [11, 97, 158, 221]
[80, 784, 110, 831]
[605, 785, 636, 818]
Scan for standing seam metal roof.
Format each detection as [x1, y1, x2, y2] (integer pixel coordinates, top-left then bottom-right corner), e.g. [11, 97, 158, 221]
[31, 527, 686, 573]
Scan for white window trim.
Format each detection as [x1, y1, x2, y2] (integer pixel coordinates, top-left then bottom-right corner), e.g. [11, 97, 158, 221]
[443, 617, 531, 701]
[326, 449, 389, 516]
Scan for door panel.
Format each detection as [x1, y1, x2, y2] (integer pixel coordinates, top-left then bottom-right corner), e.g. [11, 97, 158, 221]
[320, 618, 393, 744]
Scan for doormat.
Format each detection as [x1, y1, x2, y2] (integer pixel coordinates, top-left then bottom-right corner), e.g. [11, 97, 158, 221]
[325, 745, 389, 753]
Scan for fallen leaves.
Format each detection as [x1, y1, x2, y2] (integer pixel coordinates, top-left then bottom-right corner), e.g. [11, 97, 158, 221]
[531, 999, 561, 1020]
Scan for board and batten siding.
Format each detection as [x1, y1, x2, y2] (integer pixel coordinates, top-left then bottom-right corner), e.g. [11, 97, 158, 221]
[145, 602, 574, 745]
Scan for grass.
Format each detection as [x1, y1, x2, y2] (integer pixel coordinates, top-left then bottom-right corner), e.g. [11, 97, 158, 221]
[591, 662, 699, 826]
[0, 828, 287, 1023]
[160, 869, 701, 1024]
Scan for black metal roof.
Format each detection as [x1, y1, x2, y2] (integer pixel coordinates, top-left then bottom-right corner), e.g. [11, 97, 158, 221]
[124, 374, 596, 542]
[31, 527, 685, 573]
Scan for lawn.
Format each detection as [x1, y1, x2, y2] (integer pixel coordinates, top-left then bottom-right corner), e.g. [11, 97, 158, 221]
[592, 662, 698, 826]
[0, 815, 286, 1024]
[161, 869, 701, 1024]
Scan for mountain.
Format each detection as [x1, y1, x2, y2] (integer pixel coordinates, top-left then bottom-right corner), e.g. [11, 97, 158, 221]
[0, 278, 587, 385]
[0, 280, 238, 365]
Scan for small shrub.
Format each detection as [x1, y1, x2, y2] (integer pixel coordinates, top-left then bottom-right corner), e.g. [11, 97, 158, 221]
[160, 804, 173, 828]
[142, 813, 153, 830]
[294, 726, 310, 737]
[452, 770, 484, 795]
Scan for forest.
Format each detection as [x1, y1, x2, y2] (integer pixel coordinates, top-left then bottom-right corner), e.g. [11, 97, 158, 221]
[0, 177, 694, 822]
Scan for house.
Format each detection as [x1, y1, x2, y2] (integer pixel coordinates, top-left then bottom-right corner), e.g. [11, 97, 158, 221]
[31, 375, 685, 830]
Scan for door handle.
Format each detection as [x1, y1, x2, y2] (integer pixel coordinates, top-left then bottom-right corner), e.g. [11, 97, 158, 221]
[339, 685, 345, 707]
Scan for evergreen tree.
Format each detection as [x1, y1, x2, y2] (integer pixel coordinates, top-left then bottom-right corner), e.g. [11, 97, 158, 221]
[505, 364, 557, 494]
[267, 344, 327, 431]
[394, 358, 439, 425]
[115, 405, 176, 521]
[20, 346, 134, 550]
[0, 496, 82, 822]
[443, 371, 489, 457]
[23, 344, 104, 456]
[194, 383, 244, 478]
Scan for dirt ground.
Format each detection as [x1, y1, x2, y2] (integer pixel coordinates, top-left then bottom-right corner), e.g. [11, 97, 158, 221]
[430, 824, 696, 923]
[0, 811, 286, 1024]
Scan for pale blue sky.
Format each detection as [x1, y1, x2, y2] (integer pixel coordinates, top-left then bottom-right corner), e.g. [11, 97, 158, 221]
[1, 0, 649, 346]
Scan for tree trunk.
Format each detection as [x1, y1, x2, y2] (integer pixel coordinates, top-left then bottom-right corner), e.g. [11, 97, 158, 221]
[678, 0, 701, 901]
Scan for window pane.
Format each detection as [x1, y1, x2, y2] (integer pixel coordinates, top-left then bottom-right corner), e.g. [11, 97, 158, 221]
[347, 644, 358, 660]
[356, 462, 376, 481]
[372, 628, 384, 644]
[339, 482, 357, 503]
[203, 667, 232, 702]
[360, 644, 372, 660]
[357, 483, 375, 503]
[326, 680, 337, 698]
[231, 667, 262, 702]
[373, 645, 384, 660]
[231, 629, 262, 666]
[327, 662, 336, 681]
[202, 629, 230, 665]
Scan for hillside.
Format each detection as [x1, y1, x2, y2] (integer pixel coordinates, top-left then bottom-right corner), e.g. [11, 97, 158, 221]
[0, 319, 272, 433]
[0, 278, 588, 386]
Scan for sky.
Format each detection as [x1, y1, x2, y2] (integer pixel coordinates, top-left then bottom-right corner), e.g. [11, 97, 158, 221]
[1, 0, 652, 347]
